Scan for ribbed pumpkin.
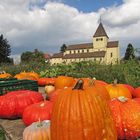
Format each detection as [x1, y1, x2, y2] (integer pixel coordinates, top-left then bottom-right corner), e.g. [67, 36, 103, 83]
[85, 78, 110, 101]
[23, 120, 50, 140]
[55, 76, 74, 89]
[105, 80, 132, 99]
[109, 97, 140, 139]
[23, 101, 53, 126]
[0, 90, 43, 118]
[51, 79, 117, 140]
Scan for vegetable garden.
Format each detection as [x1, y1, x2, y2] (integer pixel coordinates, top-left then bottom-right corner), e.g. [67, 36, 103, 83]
[0, 60, 140, 140]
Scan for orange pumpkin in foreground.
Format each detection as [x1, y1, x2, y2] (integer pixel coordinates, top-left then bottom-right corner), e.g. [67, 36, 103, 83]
[51, 79, 117, 140]
[109, 97, 140, 139]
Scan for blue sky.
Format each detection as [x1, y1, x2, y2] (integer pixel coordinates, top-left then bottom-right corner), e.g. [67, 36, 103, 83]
[63, 0, 123, 12]
[0, 0, 140, 61]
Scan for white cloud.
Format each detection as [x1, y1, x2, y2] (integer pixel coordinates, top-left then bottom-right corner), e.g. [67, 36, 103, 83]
[0, 0, 140, 58]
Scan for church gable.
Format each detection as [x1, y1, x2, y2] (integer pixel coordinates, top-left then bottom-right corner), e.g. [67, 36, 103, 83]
[93, 23, 109, 38]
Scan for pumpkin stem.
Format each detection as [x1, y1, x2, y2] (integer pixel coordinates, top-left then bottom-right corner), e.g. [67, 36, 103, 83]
[73, 79, 84, 90]
[113, 79, 118, 86]
[89, 77, 96, 86]
[118, 96, 128, 102]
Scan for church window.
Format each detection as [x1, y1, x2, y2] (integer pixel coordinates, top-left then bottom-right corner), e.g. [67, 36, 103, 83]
[101, 38, 103, 41]
[69, 51, 71, 54]
[111, 53, 113, 57]
[96, 38, 98, 41]
[87, 49, 89, 52]
[78, 50, 80, 53]
[82, 50, 84, 53]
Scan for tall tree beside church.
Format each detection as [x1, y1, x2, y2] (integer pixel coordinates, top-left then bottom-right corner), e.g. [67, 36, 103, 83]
[124, 43, 135, 60]
[0, 34, 11, 63]
[60, 44, 67, 52]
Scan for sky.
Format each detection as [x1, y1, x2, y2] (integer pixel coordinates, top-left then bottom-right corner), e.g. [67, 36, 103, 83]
[0, 0, 140, 60]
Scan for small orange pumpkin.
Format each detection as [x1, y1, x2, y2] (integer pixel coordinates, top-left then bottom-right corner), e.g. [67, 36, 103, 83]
[105, 80, 132, 99]
[55, 76, 74, 89]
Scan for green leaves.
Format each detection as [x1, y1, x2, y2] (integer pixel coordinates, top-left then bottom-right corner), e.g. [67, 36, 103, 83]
[0, 60, 140, 87]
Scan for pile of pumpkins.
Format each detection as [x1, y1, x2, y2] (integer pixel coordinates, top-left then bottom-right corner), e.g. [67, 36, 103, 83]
[0, 75, 140, 140]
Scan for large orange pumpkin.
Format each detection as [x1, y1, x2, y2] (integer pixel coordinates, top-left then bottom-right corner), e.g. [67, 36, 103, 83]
[105, 80, 132, 99]
[85, 78, 110, 101]
[55, 76, 74, 89]
[23, 120, 50, 140]
[109, 97, 140, 139]
[51, 79, 117, 140]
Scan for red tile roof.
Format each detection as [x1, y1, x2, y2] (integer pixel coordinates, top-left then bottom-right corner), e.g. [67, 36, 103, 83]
[44, 53, 51, 59]
[51, 52, 63, 58]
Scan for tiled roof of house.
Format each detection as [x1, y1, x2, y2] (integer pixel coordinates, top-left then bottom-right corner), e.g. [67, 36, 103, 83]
[51, 52, 63, 58]
[66, 43, 93, 50]
[44, 53, 51, 59]
[107, 41, 119, 48]
[63, 51, 106, 59]
[93, 22, 109, 38]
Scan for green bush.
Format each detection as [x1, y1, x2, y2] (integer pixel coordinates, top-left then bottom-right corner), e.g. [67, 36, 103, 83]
[0, 60, 140, 87]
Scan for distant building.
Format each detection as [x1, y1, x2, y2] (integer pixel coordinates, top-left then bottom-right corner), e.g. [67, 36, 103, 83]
[50, 22, 120, 65]
[44, 53, 51, 63]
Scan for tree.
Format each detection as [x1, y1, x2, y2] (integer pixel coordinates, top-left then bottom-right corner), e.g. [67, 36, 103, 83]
[124, 43, 135, 60]
[21, 51, 33, 62]
[0, 34, 11, 63]
[60, 44, 67, 52]
[21, 49, 45, 63]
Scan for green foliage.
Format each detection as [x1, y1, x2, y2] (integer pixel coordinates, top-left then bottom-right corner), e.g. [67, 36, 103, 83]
[21, 49, 45, 63]
[124, 43, 135, 60]
[0, 60, 140, 87]
[0, 34, 11, 64]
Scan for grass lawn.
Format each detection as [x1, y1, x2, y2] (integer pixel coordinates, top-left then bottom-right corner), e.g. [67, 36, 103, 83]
[0, 128, 6, 140]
